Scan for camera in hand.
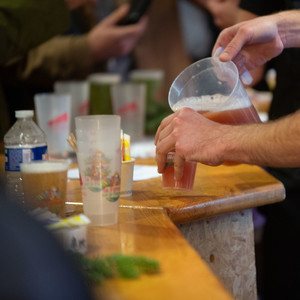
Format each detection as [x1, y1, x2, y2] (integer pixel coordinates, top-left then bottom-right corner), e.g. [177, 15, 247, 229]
[118, 0, 152, 25]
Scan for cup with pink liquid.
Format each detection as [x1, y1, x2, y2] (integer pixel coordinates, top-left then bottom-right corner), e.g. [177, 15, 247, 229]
[162, 152, 197, 190]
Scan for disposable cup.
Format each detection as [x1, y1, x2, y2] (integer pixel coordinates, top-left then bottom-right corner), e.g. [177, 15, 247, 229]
[111, 83, 146, 141]
[88, 73, 122, 115]
[20, 160, 69, 218]
[34, 93, 71, 159]
[54, 81, 89, 133]
[120, 159, 135, 197]
[75, 115, 121, 226]
[129, 70, 165, 135]
[162, 152, 197, 190]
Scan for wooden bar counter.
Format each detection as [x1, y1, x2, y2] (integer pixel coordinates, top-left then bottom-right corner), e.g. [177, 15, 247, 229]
[67, 158, 285, 300]
[0, 149, 285, 300]
[88, 207, 233, 300]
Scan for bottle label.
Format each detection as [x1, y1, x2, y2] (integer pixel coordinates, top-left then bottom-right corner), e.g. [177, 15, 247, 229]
[5, 145, 48, 172]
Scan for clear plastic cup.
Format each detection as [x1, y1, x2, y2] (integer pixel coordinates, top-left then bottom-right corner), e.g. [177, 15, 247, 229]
[75, 115, 121, 226]
[34, 93, 71, 159]
[20, 160, 69, 218]
[110, 83, 146, 141]
[54, 81, 89, 133]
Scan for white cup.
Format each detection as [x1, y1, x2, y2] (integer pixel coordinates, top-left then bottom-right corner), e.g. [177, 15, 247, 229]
[111, 83, 146, 141]
[34, 93, 71, 158]
[75, 115, 121, 226]
[54, 81, 89, 133]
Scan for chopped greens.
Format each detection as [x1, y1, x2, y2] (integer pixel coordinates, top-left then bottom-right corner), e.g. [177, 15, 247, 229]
[70, 252, 160, 285]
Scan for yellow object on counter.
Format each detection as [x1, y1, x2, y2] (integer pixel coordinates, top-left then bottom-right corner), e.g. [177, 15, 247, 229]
[121, 130, 131, 161]
[47, 214, 90, 230]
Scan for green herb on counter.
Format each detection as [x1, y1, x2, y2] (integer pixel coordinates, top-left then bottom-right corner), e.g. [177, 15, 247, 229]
[70, 252, 160, 285]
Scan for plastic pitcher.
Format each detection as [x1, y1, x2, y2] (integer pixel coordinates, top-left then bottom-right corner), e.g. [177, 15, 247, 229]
[168, 57, 260, 125]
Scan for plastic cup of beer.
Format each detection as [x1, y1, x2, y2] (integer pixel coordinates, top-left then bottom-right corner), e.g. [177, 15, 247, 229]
[162, 152, 197, 190]
[20, 160, 69, 218]
[75, 115, 121, 226]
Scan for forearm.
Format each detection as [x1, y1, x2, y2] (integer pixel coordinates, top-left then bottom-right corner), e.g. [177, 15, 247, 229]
[275, 10, 300, 48]
[222, 111, 300, 167]
[15, 35, 105, 83]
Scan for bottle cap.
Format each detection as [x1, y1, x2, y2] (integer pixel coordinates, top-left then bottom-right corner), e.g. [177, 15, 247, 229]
[15, 110, 34, 118]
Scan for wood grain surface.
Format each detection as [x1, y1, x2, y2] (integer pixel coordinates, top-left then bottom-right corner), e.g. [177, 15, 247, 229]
[67, 158, 285, 224]
[0, 155, 286, 300]
[88, 207, 233, 300]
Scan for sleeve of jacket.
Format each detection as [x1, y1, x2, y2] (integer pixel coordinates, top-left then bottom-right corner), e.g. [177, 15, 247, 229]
[0, 0, 70, 65]
[16, 34, 104, 82]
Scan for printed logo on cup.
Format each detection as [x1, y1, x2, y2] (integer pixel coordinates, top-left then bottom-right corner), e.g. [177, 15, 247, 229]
[36, 186, 62, 208]
[82, 150, 120, 202]
[48, 112, 69, 131]
[117, 101, 137, 115]
[78, 100, 90, 115]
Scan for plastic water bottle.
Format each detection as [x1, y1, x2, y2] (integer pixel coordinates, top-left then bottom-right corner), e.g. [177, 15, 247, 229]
[4, 110, 48, 204]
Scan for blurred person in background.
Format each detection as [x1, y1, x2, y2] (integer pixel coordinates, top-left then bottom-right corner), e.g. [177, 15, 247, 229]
[194, 0, 267, 86]
[0, 0, 147, 140]
[195, 0, 240, 29]
[0, 2, 94, 299]
[177, 0, 218, 62]
[0, 0, 70, 140]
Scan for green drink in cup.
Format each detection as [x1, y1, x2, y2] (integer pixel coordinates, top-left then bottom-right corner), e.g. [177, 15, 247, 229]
[88, 73, 122, 115]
